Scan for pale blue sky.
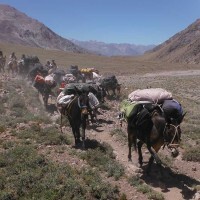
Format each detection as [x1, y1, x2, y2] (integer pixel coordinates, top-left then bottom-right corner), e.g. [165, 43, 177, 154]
[1, 0, 200, 45]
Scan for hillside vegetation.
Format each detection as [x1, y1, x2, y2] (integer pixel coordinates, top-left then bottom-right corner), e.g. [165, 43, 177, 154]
[0, 44, 200, 199]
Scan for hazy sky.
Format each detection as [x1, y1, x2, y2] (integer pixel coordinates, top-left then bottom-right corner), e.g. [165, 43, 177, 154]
[1, 0, 200, 45]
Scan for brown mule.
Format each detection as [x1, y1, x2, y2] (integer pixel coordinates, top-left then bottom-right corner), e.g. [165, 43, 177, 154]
[127, 105, 185, 174]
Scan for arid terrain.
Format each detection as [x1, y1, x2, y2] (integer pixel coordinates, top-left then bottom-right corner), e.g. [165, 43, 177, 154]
[0, 3, 200, 200]
[0, 61, 200, 200]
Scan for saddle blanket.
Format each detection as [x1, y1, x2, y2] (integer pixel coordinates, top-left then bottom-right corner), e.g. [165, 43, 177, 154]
[57, 94, 75, 106]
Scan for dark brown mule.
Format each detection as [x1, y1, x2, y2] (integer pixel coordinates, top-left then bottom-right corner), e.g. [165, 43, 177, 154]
[63, 94, 89, 148]
[127, 105, 185, 174]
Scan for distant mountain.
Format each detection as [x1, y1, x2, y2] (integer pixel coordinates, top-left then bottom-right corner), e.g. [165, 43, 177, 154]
[145, 19, 200, 64]
[70, 39, 156, 56]
[0, 4, 88, 53]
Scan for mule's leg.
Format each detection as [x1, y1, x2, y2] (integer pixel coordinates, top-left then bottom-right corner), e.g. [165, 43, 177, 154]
[81, 115, 87, 149]
[7, 65, 10, 76]
[146, 143, 162, 174]
[106, 89, 110, 96]
[93, 108, 99, 124]
[43, 92, 49, 108]
[127, 126, 136, 161]
[113, 88, 116, 96]
[71, 124, 81, 146]
[128, 132, 132, 161]
[137, 140, 144, 167]
[43, 95, 47, 107]
[116, 84, 121, 95]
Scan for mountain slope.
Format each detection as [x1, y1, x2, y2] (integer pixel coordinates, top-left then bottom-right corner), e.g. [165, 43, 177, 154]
[145, 19, 200, 64]
[0, 4, 88, 53]
[71, 39, 155, 56]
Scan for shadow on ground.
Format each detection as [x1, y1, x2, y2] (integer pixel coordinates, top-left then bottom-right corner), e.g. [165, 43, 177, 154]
[140, 163, 200, 200]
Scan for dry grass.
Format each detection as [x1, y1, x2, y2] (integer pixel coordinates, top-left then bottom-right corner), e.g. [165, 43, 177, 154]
[1, 42, 200, 76]
[2, 41, 200, 147]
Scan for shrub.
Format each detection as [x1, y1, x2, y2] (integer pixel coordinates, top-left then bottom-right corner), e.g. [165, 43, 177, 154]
[17, 126, 72, 145]
[0, 125, 5, 133]
[81, 169, 119, 199]
[182, 147, 200, 162]
[79, 145, 124, 180]
[0, 145, 120, 200]
[129, 176, 164, 200]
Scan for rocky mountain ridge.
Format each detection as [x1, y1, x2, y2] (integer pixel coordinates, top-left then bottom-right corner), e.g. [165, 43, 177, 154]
[146, 19, 200, 64]
[0, 4, 155, 56]
[0, 4, 88, 53]
[70, 39, 155, 56]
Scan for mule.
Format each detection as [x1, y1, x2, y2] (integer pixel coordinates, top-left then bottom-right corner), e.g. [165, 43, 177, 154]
[18, 56, 40, 77]
[102, 83, 121, 96]
[7, 60, 18, 76]
[100, 75, 121, 96]
[87, 83, 106, 103]
[62, 93, 90, 148]
[0, 56, 6, 73]
[27, 64, 48, 83]
[42, 82, 57, 108]
[127, 104, 185, 174]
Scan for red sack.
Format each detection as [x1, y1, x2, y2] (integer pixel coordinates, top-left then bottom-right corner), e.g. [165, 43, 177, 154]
[34, 75, 45, 83]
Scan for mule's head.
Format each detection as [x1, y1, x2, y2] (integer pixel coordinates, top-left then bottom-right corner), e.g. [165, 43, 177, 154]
[78, 93, 90, 115]
[163, 113, 186, 157]
[164, 111, 186, 142]
[165, 123, 181, 145]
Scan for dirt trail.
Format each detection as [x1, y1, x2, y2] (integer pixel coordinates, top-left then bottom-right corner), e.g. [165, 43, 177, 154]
[85, 108, 194, 200]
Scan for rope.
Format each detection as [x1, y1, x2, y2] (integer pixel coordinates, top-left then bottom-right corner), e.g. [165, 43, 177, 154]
[162, 123, 180, 149]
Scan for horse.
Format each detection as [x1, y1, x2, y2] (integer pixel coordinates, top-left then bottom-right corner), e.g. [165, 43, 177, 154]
[127, 104, 185, 174]
[0, 56, 6, 73]
[62, 93, 90, 148]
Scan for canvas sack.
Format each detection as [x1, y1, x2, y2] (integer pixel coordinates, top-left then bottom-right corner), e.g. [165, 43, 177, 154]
[128, 88, 172, 104]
